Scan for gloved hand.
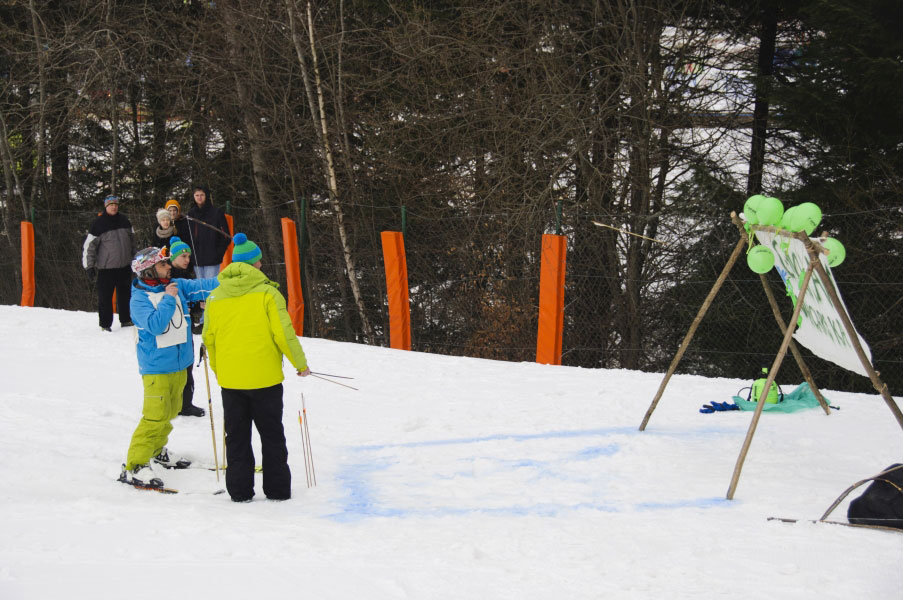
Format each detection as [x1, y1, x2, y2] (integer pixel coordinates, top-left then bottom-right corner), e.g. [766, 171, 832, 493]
[87, 267, 97, 279]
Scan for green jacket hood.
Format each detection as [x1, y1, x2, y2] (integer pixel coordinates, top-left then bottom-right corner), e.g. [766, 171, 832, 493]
[215, 262, 278, 298]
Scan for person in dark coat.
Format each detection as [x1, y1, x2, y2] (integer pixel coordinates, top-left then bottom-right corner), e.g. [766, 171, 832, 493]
[83, 195, 135, 331]
[168, 237, 206, 417]
[186, 185, 230, 280]
[165, 198, 192, 246]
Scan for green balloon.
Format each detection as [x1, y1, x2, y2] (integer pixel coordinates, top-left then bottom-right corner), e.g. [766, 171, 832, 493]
[747, 245, 775, 274]
[791, 202, 822, 235]
[822, 237, 846, 267]
[780, 206, 800, 231]
[743, 195, 768, 224]
[756, 196, 785, 226]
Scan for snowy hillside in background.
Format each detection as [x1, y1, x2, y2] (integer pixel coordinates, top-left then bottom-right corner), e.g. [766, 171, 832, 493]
[0, 305, 901, 600]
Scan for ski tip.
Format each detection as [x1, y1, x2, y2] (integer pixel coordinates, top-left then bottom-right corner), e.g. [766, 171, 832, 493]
[119, 479, 178, 494]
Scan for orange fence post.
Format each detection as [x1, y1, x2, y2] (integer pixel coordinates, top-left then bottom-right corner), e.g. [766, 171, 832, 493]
[20, 221, 35, 307]
[281, 217, 304, 336]
[219, 214, 235, 271]
[536, 233, 567, 365]
[380, 231, 411, 350]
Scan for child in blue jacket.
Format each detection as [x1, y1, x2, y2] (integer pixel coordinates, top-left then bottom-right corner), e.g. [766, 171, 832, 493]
[118, 246, 218, 489]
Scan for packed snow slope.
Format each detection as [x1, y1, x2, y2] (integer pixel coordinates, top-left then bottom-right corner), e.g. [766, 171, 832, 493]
[0, 305, 901, 600]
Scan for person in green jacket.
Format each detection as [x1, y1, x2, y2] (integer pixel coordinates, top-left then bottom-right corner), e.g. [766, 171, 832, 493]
[202, 233, 310, 502]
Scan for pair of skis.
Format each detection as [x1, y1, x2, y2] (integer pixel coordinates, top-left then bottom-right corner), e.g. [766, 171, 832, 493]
[120, 480, 227, 495]
[119, 460, 225, 495]
[120, 373, 342, 495]
[120, 480, 179, 494]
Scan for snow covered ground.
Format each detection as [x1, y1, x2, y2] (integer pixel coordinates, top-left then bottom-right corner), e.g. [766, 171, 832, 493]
[0, 304, 900, 599]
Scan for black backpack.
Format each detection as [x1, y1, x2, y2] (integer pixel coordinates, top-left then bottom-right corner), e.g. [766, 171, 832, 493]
[847, 464, 903, 530]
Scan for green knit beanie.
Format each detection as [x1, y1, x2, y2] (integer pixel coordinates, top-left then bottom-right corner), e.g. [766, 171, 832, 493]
[231, 233, 262, 264]
[169, 237, 191, 260]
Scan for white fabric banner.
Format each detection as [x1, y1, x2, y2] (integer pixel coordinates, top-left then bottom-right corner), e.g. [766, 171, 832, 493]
[753, 230, 871, 377]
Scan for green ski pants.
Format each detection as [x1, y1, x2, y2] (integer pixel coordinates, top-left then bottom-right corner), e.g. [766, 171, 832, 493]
[125, 371, 187, 469]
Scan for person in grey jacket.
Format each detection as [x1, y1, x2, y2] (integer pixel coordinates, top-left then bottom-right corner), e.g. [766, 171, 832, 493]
[83, 195, 136, 331]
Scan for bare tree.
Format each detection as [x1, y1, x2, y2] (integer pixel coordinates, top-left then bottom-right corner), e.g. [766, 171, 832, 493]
[286, 0, 376, 344]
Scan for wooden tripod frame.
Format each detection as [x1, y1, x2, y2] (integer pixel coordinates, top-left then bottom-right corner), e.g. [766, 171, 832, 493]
[638, 212, 903, 500]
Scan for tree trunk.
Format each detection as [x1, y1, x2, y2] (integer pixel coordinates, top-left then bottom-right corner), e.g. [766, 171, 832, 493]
[747, 6, 777, 196]
[222, 5, 283, 263]
[27, 0, 48, 215]
[150, 83, 167, 206]
[286, 0, 375, 344]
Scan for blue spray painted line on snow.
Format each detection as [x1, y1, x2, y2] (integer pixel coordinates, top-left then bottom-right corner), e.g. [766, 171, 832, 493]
[328, 470, 729, 523]
[636, 497, 729, 511]
[574, 444, 620, 460]
[327, 426, 738, 521]
[332, 459, 406, 519]
[328, 499, 627, 523]
[352, 425, 739, 453]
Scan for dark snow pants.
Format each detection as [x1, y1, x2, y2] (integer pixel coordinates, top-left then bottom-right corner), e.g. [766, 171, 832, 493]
[222, 384, 291, 501]
[97, 266, 132, 328]
[182, 364, 196, 410]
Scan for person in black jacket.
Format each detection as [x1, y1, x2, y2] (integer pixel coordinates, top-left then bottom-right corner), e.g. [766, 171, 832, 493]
[186, 185, 230, 280]
[83, 195, 135, 331]
[168, 237, 206, 417]
[165, 198, 191, 245]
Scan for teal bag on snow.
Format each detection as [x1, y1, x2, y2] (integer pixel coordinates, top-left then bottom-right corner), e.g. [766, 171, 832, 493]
[732, 381, 828, 413]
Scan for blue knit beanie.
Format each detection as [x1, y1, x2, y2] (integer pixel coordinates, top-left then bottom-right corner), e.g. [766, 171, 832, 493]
[231, 233, 262, 264]
[169, 237, 191, 260]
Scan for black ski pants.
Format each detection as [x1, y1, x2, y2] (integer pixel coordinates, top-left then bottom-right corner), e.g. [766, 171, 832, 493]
[182, 363, 195, 410]
[222, 384, 291, 501]
[97, 266, 132, 328]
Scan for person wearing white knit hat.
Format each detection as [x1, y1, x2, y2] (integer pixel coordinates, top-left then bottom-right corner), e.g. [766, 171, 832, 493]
[153, 208, 176, 249]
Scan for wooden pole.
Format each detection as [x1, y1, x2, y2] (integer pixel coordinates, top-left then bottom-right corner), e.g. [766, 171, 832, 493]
[200, 347, 220, 481]
[639, 234, 748, 431]
[730, 215, 830, 413]
[757, 272, 831, 414]
[806, 250, 903, 432]
[727, 258, 817, 499]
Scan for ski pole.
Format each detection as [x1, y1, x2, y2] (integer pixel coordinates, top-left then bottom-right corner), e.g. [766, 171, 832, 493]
[301, 393, 316, 486]
[309, 371, 354, 380]
[311, 373, 359, 391]
[303, 394, 316, 486]
[298, 410, 312, 488]
[198, 345, 220, 481]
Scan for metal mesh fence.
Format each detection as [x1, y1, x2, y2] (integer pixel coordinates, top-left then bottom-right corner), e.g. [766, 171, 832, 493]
[2, 204, 900, 398]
